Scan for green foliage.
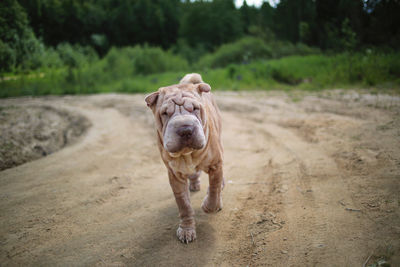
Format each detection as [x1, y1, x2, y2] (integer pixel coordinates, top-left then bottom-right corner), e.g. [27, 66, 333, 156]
[39, 47, 63, 69]
[1, 50, 399, 98]
[0, 44, 189, 97]
[274, 0, 316, 43]
[340, 18, 358, 51]
[271, 68, 301, 85]
[198, 37, 272, 68]
[0, 0, 42, 72]
[171, 39, 208, 64]
[56, 43, 98, 68]
[262, 52, 400, 89]
[18, 0, 181, 49]
[180, 0, 243, 50]
[0, 41, 16, 72]
[131, 46, 188, 75]
[103, 45, 188, 76]
[269, 41, 320, 58]
[299, 21, 311, 43]
[7, 0, 399, 58]
[198, 37, 320, 69]
[91, 34, 108, 55]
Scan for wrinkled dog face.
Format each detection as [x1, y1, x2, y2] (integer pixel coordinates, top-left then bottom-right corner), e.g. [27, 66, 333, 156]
[146, 84, 210, 156]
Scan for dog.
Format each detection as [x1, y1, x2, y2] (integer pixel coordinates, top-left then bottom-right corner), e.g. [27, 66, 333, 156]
[145, 73, 224, 243]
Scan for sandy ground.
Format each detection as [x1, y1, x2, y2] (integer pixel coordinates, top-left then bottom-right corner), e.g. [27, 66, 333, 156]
[0, 90, 399, 266]
[0, 105, 90, 171]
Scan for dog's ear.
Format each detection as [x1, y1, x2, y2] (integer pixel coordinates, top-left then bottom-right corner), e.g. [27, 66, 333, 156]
[197, 83, 211, 94]
[145, 92, 159, 108]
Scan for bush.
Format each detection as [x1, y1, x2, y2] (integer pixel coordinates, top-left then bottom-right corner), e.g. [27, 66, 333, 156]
[0, 40, 16, 72]
[197, 37, 320, 69]
[132, 45, 188, 74]
[268, 41, 320, 59]
[103, 45, 188, 76]
[198, 37, 272, 68]
[56, 43, 98, 68]
[171, 39, 208, 64]
[19, 32, 45, 70]
[271, 68, 301, 85]
[1, 45, 399, 98]
[40, 47, 63, 69]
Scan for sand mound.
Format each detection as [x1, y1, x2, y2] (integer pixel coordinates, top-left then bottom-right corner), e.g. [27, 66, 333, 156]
[0, 105, 91, 170]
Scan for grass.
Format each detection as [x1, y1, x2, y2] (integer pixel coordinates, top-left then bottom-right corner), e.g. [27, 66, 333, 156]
[1, 52, 399, 98]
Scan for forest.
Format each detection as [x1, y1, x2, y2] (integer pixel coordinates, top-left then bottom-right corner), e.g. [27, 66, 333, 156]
[1, 0, 399, 97]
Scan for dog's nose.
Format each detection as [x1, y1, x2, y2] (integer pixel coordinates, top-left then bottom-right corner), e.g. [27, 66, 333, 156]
[177, 125, 194, 138]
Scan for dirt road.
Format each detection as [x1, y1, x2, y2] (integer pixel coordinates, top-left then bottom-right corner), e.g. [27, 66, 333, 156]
[0, 91, 399, 266]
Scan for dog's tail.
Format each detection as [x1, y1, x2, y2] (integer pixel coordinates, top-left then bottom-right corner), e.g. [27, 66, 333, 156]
[179, 73, 203, 84]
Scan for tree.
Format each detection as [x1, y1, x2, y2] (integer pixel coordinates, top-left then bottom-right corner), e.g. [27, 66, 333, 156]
[363, 0, 400, 48]
[180, 0, 243, 51]
[315, 0, 363, 50]
[273, 0, 316, 44]
[260, 2, 274, 30]
[0, 0, 42, 71]
[239, 0, 259, 34]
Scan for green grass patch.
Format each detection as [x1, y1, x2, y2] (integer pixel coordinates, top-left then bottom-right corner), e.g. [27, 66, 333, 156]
[1, 51, 399, 98]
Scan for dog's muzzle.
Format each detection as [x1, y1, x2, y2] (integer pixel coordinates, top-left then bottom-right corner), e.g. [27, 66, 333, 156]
[163, 115, 206, 154]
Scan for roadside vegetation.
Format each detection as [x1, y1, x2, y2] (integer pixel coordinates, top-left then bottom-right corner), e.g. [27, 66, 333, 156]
[1, 41, 399, 98]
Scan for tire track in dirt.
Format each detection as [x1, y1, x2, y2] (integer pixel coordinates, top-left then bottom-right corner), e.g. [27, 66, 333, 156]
[214, 93, 399, 266]
[214, 104, 325, 266]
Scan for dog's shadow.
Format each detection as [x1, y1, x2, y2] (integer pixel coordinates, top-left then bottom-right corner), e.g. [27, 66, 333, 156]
[131, 200, 217, 266]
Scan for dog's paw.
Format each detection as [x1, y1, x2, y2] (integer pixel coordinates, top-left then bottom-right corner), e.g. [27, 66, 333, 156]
[177, 226, 196, 243]
[201, 195, 223, 213]
[189, 172, 201, 192]
[189, 180, 200, 192]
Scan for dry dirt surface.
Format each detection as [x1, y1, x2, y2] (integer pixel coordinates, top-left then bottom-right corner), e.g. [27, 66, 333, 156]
[0, 91, 399, 266]
[0, 105, 90, 171]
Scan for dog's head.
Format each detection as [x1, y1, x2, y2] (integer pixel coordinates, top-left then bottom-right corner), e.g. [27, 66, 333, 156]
[145, 82, 211, 156]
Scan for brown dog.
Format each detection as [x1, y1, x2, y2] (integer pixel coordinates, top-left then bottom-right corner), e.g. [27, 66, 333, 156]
[145, 73, 224, 243]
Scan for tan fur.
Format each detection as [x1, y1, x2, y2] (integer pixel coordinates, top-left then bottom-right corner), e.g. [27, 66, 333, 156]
[179, 73, 203, 84]
[145, 73, 224, 243]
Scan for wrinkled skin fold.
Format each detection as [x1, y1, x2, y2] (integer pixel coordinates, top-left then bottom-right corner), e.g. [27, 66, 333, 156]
[145, 73, 224, 243]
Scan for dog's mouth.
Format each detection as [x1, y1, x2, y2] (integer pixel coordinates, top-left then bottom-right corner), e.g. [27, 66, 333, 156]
[163, 115, 206, 155]
[168, 147, 195, 158]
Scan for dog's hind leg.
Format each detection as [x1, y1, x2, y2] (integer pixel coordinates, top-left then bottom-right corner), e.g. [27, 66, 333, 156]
[188, 171, 201, 192]
[201, 163, 223, 213]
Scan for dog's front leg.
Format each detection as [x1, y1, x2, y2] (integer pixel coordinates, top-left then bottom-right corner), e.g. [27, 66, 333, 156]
[168, 170, 196, 243]
[201, 163, 223, 213]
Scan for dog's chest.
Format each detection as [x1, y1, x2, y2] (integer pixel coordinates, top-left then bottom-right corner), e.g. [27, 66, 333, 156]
[168, 154, 198, 175]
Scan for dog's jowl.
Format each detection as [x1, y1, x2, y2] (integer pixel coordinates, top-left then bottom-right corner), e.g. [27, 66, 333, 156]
[145, 73, 224, 243]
